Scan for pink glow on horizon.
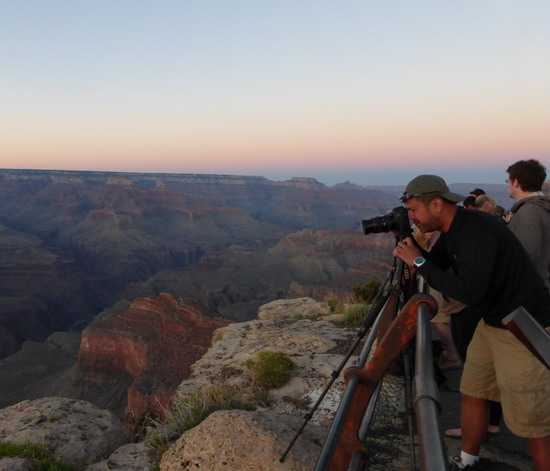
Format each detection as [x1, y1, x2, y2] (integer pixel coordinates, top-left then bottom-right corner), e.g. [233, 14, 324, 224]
[2, 108, 549, 181]
[2, 2, 549, 185]
[3, 90, 548, 175]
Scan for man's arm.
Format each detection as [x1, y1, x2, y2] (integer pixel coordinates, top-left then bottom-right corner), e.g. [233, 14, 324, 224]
[394, 230, 498, 306]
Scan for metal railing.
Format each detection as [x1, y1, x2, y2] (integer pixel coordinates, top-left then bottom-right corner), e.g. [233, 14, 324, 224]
[314, 291, 447, 471]
[413, 300, 449, 471]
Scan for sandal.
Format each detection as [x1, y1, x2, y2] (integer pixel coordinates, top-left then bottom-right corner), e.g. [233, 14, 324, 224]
[444, 428, 462, 439]
[444, 426, 500, 439]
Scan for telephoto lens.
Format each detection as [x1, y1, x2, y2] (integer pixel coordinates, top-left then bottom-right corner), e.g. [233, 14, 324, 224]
[362, 206, 411, 237]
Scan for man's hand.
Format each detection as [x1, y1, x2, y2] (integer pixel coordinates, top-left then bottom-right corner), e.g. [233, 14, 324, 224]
[392, 237, 422, 266]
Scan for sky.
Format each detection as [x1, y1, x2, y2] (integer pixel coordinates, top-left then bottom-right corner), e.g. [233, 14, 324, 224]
[1, 1, 549, 186]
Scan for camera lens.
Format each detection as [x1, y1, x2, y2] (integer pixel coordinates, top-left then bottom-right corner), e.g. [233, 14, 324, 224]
[362, 206, 411, 236]
[362, 214, 397, 235]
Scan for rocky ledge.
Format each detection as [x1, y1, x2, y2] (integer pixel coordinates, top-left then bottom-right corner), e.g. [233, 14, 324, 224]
[0, 397, 130, 468]
[0, 297, 533, 470]
[0, 297, 358, 470]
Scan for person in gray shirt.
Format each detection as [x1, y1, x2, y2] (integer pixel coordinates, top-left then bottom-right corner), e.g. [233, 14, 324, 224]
[506, 159, 550, 289]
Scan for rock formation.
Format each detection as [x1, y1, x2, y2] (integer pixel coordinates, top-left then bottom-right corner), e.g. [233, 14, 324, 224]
[160, 410, 325, 471]
[0, 332, 81, 410]
[0, 224, 93, 358]
[125, 229, 394, 321]
[0, 297, 533, 471]
[72, 294, 230, 425]
[85, 443, 158, 471]
[173, 299, 357, 425]
[0, 397, 129, 468]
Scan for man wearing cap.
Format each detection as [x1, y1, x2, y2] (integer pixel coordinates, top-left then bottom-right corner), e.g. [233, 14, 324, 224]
[393, 175, 550, 470]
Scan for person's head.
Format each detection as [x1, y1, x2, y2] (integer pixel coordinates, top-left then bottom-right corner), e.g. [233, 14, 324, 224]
[462, 196, 477, 209]
[400, 175, 464, 233]
[475, 195, 495, 214]
[506, 159, 547, 199]
[470, 188, 485, 197]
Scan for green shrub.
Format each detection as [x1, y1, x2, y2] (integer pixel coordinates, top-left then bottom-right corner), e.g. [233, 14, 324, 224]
[149, 434, 168, 454]
[0, 442, 75, 471]
[341, 303, 370, 326]
[148, 378, 261, 456]
[325, 297, 344, 313]
[167, 381, 256, 436]
[245, 351, 295, 389]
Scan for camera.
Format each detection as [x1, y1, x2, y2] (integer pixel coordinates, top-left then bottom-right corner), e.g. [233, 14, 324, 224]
[362, 206, 411, 237]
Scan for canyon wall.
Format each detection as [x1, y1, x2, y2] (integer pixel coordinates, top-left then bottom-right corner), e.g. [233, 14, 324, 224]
[72, 293, 229, 426]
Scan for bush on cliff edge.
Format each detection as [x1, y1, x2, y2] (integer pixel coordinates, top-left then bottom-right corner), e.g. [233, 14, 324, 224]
[149, 378, 258, 455]
[148, 351, 295, 458]
[245, 351, 296, 389]
[171, 382, 256, 435]
[341, 303, 370, 326]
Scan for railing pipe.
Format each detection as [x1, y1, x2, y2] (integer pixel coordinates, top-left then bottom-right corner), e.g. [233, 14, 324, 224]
[413, 302, 449, 471]
[314, 295, 388, 471]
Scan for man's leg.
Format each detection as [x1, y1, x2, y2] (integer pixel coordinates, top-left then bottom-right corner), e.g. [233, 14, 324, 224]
[461, 394, 489, 456]
[527, 435, 550, 471]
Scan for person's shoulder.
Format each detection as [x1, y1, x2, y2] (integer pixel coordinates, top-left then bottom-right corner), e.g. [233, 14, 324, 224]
[512, 195, 550, 214]
[512, 197, 550, 223]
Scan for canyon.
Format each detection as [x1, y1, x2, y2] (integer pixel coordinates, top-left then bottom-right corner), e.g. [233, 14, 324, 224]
[0, 169, 512, 419]
[0, 169, 398, 359]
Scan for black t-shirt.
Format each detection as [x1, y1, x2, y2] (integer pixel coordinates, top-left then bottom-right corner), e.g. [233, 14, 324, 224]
[417, 207, 550, 328]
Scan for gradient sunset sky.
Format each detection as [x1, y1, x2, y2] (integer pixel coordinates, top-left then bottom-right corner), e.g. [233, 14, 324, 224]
[1, 1, 549, 185]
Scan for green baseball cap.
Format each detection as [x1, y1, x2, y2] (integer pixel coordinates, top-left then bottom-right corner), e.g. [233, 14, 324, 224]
[400, 175, 465, 203]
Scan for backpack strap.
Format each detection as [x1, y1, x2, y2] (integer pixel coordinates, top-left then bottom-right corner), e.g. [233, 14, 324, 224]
[511, 196, 550, 216]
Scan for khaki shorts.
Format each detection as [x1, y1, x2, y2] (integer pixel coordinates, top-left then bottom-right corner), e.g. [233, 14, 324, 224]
[461, 320, 550, 438]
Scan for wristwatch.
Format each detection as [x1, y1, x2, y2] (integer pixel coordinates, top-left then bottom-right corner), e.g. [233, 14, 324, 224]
[413, 257, 426, 268]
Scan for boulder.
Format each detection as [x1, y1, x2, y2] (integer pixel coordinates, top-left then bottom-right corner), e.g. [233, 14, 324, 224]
[160, 409, 325, 471]
[0, 397, 130, 467]
[85, 443, 157, 471]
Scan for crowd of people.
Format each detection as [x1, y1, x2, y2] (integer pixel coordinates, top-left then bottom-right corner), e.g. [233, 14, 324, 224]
[392, 159, 550, 470]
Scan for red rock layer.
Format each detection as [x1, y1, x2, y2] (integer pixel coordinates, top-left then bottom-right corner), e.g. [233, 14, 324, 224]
[74, 294, 230, 427]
